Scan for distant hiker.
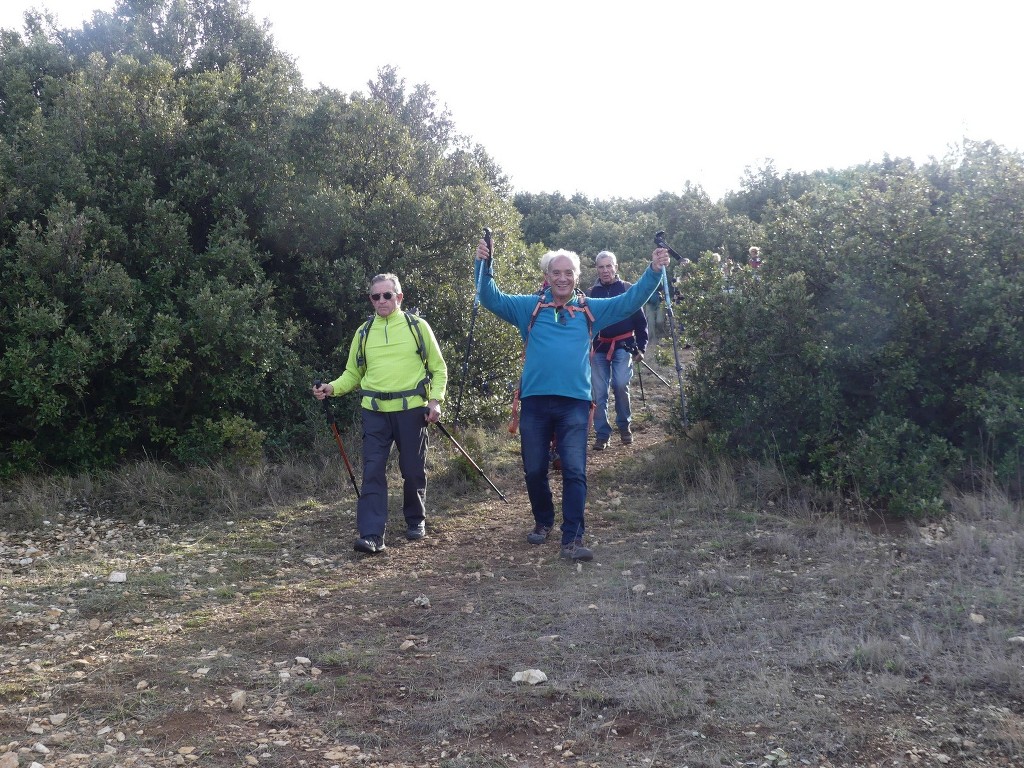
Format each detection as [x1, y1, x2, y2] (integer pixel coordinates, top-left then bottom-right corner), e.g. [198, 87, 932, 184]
[588, 250, 649, 450]
[748, 246, 764, 284]
[473, 240, 671, 561]
[312, 273, 448, 555]
[748, 246, 763, 269]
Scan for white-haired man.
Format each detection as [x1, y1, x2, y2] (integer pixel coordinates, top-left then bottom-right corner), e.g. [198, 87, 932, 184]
[473, 241, 671, 561]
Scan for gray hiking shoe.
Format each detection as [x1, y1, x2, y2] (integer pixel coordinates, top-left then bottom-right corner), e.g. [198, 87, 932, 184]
[526, 524, 552, 545]
[406, 521, 426, 540]
[592, 437, 610, 451]
[353, 535, 386, 554]
[619, 428, 633, 445]
[560, 538, 593, 561]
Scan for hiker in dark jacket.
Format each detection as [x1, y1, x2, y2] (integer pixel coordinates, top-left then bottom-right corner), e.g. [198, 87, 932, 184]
[588, 251, 649, 450]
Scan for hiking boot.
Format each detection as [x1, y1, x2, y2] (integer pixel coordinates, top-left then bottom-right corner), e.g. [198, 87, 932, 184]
[592, 437, 609, 451]
[620, 428, 633, 445]
[560, 539, 594, 562]
[526, 524, 552, 545]
[406, 521, 426, 541]
[353, 535, 386, 554]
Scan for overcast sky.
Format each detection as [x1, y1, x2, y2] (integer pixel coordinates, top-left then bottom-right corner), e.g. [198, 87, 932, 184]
[3, 1, 1023, 201]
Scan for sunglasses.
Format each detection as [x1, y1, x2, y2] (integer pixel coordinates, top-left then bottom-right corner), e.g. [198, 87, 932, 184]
[370, 292, 395, 301]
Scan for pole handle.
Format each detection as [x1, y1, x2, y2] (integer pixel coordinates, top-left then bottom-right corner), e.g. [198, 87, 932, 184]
[314, 379, 337, 425]
[654, 230, 682, 261]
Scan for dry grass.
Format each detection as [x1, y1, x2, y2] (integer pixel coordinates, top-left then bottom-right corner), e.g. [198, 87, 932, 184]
[1, 361, 1022, 767]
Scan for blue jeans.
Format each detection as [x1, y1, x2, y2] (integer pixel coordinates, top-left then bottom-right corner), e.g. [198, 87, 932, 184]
[592, 347, 634, 440]
[519, 395, 590, 545]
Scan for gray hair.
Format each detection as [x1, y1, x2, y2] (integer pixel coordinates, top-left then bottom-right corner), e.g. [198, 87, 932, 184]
[595, 250, 617, 267]
[369, 273, 402, 295]
[539, 249, 581, 277]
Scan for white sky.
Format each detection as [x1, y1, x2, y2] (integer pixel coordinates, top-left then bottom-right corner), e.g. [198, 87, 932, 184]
[3, 1, 1024, 201]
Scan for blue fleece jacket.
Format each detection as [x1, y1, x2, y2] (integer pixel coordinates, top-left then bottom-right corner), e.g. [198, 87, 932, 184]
[475, 260, 663, 401]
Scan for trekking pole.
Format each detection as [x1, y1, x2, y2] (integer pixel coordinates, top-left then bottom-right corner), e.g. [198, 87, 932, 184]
[653, 232, 689, 427]
[452, 227, 491, 427]
[314, 379, 361, 498]
[637, 357, 672, 388]
[635, 359, 651, 415]
[433, 421, 509, 503]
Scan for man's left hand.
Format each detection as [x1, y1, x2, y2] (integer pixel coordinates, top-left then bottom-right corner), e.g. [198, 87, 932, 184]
[425, 400, 442, 423]
[651, 248, 671, 272]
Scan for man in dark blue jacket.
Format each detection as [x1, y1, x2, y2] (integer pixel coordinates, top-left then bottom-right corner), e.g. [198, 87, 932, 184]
[588, 251, 649, 450]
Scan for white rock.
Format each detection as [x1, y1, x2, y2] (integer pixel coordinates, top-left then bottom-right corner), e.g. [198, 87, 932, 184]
[0, 753, 17, 768]
[32, 743, 50, 754]
[1007, 636, 1024, 645]
[108, 572, 127, 583]
[230, 691, 246, 712]
[511, 669, 548, 685]
[969, 612, 985, 625]
[413, 595, 430, 608]
[48, 714, 67, 726]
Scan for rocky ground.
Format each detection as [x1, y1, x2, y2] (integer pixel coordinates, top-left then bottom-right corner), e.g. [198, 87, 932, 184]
[2, 370, 1023, 768]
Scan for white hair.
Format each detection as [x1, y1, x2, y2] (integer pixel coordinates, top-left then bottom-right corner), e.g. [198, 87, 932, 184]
[595, 250, 617, 267]
[540, 249, 581, 277]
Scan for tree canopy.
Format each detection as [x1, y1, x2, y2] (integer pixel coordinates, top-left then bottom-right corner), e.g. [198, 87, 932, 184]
[1, 2, 1020, 515]
[0, 0, 522, 474]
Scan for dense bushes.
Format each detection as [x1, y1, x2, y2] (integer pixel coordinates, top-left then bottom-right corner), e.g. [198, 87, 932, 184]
[1, 4, 1019, 518]
[0, 1, 523, 476]
[677, 145, 1023, 513]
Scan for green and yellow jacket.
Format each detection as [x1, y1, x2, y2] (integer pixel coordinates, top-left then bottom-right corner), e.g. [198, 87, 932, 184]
[328, 308, 448, 412]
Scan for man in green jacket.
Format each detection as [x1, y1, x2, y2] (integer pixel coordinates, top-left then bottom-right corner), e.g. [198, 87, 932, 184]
[313, 273, 448, 554]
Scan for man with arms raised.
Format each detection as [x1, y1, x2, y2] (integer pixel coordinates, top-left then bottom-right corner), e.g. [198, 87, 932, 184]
[473, 240, 671, 561]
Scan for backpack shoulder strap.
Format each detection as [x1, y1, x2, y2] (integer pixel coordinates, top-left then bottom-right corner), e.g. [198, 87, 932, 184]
[356, 314, 375, 372]
[403, 311, 429, 368]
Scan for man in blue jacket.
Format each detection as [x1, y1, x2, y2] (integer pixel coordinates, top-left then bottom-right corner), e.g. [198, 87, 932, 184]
[473, 239, 671, 561]
[588, 250, 649, 450]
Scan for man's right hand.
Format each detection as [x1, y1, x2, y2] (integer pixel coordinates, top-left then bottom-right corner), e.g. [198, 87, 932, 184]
[475, 239, 491, 261]
[312, 382, 333, 400]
